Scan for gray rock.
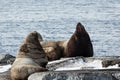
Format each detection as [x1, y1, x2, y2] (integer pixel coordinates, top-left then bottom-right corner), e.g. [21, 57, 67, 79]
[0, 70, 11, 80]
[102, 59, 120, 67]
[0, 57, 120, 80]
[28, 70, 119, 80]
[0, 54, 15, 65]
[47, 57, 120, 71]
[29, 57, 120, 80]
[47, 57, 84, 71]
[7, 58, 15, 65]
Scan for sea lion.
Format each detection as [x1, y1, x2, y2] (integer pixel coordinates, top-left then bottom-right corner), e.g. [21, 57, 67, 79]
[64, 22, 93, 57]
[37, 32, 43, 42]
[11, 31, 48, 80]
[40, 40, 62, 61]
[56, 40, 68, 57]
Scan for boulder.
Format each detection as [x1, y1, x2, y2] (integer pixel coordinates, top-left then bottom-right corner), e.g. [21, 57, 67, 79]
[0, 57, 120, 80]
[29, 57, 120, 80]
[0, 71, 11, 80]
[28, 70, 119, 80]
[102, 59, 120, 67]
[0, 54, 15, 65]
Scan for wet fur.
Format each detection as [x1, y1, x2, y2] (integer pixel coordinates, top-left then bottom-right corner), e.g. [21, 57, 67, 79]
[11, 31, 48, 80]
[56, 40, 68, 57]
[40, 40, 62, 61]
[64, 22, 93, 57]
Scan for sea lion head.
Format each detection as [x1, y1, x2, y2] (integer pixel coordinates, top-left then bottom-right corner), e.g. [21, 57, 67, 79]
[17, 31, 48, 67]
[75, 22, 87, 39]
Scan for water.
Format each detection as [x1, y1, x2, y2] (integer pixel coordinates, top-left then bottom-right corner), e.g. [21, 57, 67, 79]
[0, 0, 120, 56]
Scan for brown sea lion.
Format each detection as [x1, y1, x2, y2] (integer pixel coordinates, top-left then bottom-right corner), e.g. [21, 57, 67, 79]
[11, 31, 48, 80]
[64, 22, 94, 57]
[56, 40, 68, 57]
[40, 40, 62, 61]
[37, 32, 43, 42]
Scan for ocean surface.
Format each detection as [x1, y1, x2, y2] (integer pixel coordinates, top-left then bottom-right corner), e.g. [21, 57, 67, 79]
[0, 0, 120, 56]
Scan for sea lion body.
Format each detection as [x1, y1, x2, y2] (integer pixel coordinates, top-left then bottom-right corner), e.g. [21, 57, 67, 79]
[11, 31, 48, 80]
[64, 23, 93, 57]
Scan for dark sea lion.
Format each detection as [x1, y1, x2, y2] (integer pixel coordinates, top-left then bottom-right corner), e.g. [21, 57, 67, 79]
[64, 22, 93, 57]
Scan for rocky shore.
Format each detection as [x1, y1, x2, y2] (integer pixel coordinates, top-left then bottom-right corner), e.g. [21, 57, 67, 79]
[0, 54, 120, 80]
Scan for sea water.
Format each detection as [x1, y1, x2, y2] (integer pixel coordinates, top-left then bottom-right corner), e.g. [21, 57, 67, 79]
[0, 0, 120, 56]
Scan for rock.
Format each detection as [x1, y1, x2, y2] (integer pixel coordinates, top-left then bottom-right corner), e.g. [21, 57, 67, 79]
[7, 58, 15, 65]
[0, 54, 15, 65]
[0, 57, 120, 80]
[0, 70, 11, 80]
[28, 70, 119, 80]
[29, 57, 120, 80]
[46, 57, 84, 71]
[46, 57, 120, 71]
[102, 59, 120, 67]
